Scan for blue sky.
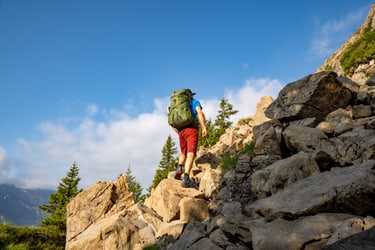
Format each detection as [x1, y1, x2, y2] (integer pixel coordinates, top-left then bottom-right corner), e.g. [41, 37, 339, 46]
[0, 0, 372, 191]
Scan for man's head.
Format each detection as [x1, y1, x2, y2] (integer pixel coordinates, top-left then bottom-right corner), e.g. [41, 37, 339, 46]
[186, 89, 196, 99]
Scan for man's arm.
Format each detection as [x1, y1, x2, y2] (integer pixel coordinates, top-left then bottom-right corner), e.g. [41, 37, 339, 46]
[196, 106, 207, 138]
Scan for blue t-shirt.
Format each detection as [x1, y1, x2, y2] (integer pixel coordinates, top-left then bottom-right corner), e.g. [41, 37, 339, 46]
[190, 99, 202, 118]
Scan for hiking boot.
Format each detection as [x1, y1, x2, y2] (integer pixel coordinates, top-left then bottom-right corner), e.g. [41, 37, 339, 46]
[175, 165, 183, 180]
[181, 173, 198, 189]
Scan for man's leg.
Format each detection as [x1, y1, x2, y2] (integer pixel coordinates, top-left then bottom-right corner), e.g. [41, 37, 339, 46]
[175, 153, 186, 179]
[178, 153, 186, 165]
[176, 129, 187, 179]
[181, 152, 198, 189]
[180, 127, 199, 188]
[184, 127, 198, 176]
[184, 152, 195, 176]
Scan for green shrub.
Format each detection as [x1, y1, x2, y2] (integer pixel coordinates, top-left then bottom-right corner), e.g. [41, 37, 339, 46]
[219, 141, 255, 176]
[241, 141, 255, 155]
[237, 117, 252, 126]
[220, 153, 239, 175]
[143, 244, 160, 250]
[0, 224, 64, 250]
[4, 243, 29, 250]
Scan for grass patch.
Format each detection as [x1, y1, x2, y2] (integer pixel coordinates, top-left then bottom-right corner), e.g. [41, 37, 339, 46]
[340, 22, 375, 75]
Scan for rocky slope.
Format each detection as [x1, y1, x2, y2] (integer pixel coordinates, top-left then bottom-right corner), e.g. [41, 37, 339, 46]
[65, 70, 375, 250]
[65, 6, 375, 250]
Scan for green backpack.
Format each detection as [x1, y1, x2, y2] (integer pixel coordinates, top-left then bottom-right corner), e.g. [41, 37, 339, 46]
[168, 89, 193, 128]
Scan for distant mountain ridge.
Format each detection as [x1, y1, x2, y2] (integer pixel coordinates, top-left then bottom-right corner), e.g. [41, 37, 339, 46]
[0, 184, 53, 226]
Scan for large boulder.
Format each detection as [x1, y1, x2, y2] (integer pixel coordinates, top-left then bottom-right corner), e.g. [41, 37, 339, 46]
[66, 176, 161, 250]
[247, 213, 357, 250]
[144, 178, 204, 222]
[251, 151, 320, 198]
[245, 160, 375, 220]
[66, 176, 135, 244]
[265, 71, 355, 122]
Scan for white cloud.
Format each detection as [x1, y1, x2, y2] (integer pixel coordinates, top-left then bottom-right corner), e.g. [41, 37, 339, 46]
[310, 7, 367, 58]
[7, 77, 284, 192]
[14, 112, 172, 191]
[225, 78, 282, 122]
[86, 103, 99, 116]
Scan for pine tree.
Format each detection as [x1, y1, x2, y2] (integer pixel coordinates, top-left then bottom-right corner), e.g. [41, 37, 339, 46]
[214, 98, 238, 134]
[39, 162, 82, 239]
[199, 98, 239, 148]
[148, 135, 178, 192]
[122, 165, 144, 203]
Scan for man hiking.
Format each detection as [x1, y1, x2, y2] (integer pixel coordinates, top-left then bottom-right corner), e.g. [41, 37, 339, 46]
[171, 89, 207, 188]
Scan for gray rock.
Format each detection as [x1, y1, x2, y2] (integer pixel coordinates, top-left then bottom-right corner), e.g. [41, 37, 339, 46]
[322, 226, 375, 250]
[265, 71, 353, 122]
[245, 160, 375, 220]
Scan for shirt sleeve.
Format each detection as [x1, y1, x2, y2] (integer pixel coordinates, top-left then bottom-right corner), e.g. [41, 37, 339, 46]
[191, 100, 202, 118]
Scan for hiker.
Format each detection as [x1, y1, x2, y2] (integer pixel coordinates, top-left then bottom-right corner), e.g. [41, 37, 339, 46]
[171, 89, 207, 188]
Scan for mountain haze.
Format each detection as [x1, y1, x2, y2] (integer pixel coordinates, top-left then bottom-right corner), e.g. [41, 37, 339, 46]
[0, 184, 53, 226]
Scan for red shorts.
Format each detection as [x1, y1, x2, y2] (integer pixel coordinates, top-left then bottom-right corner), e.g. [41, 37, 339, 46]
[178, 127, 199, 155]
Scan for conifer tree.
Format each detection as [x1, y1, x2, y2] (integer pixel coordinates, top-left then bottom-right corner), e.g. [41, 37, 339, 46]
[198, 98, 238, 148]
[122, 165, 144, 203]
[39, 162, 82, 236]
[148, 135, 177, 192]
[214, 98, 238, 134]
